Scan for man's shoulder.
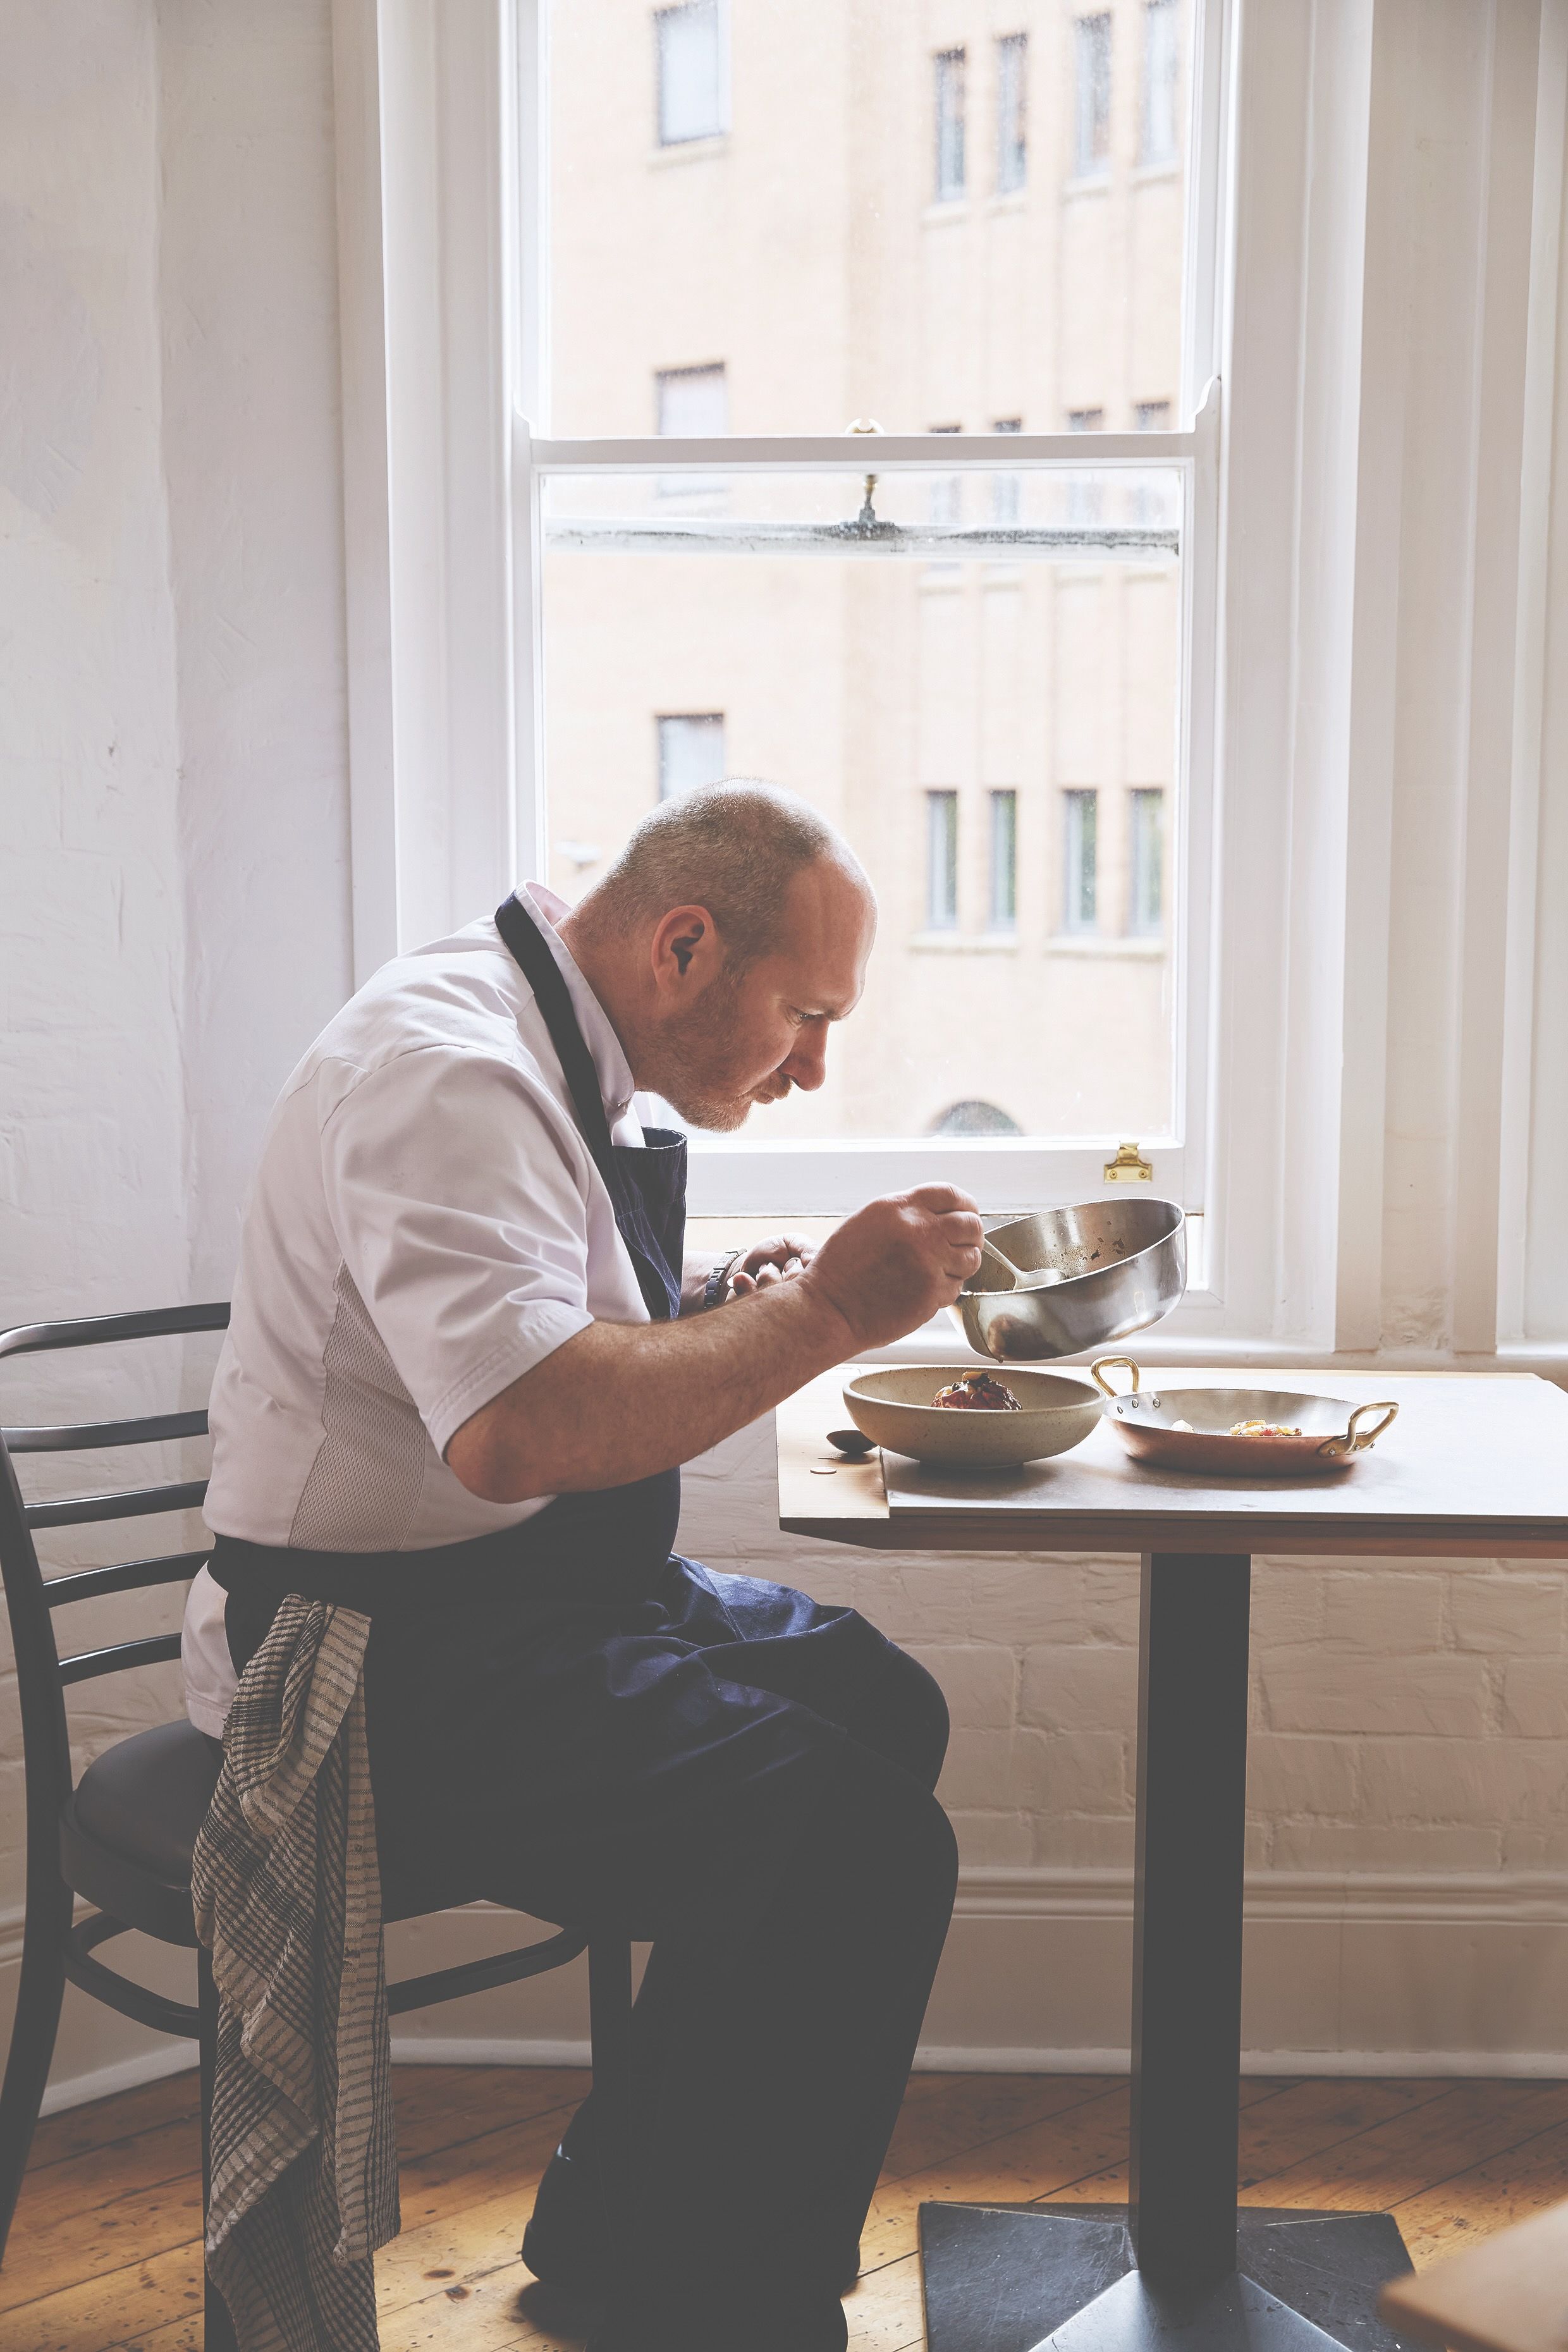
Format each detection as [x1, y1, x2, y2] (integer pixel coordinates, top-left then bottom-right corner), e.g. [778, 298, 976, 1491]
[286, 921, 548, 1113]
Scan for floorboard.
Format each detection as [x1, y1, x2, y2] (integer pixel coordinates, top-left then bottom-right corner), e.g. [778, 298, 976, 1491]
[1, 2066, 1563, 2351]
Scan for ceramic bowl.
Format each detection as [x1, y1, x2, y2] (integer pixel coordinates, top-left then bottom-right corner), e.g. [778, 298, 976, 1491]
[841, 1365, 1104, 1467]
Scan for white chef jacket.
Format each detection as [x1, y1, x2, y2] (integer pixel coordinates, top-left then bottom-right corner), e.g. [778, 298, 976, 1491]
[181, 886, 657, 1737]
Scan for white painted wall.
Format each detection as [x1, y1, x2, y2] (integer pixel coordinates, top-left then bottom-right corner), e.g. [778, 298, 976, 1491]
[0, 0, 1565, 2113]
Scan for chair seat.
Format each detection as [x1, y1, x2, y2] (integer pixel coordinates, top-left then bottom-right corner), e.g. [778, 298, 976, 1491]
[69, 1720, 221, 1888]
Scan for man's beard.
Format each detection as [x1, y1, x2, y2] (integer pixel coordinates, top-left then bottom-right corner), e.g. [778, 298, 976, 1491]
[652, 972, 787, 1132]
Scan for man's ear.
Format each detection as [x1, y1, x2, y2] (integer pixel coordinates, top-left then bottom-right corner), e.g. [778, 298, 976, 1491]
[650, 903, 719, 993]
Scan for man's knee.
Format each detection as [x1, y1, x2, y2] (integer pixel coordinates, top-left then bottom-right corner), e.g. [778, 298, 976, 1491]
[874, 1641, 951, 1791]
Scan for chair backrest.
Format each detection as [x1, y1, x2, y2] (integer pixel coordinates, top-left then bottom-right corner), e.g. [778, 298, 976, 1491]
[0, 1306, 231, 1843]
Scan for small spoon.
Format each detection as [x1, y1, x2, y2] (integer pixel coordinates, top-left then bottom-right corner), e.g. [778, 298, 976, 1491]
[979, 1235, 1020, 1289]
[826, 1428, 876, 1458]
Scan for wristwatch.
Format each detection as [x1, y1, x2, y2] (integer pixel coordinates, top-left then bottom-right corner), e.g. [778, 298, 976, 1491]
[704, 1249, 742, 1311]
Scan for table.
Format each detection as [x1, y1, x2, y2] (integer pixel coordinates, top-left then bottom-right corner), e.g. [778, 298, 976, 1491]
[776, 1367, 1568, 2352]
[1376, 2192, 1568, 2352]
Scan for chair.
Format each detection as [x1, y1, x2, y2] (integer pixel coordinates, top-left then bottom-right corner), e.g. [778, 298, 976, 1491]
[0, 1304, 633, 2350]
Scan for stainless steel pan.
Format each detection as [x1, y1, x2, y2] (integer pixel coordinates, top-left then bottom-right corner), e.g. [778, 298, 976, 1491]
[1091, 1357, 1399, 1476]
[949, 1197, 1187, 1362]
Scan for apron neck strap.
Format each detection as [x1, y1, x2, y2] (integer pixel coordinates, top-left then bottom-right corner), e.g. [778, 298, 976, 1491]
[494, 891, 620, 1172]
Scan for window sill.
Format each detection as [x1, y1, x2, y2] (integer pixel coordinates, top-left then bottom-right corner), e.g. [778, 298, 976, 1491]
[986, 190, 1028, 214]
[919, 566, 964, 591]
[1047, 933, 1166, 958]
[1062, 171, 1112, 200]
[1132, 158, 1180, 184]
[922, 199, 969, 224]
[910, 931, 1020, 953]
[649, 135, 730, 168]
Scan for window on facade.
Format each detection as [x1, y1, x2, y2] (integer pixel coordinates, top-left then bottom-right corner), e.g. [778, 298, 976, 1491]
[1074, 15, 1113, 179]
[1133, 401, 1173, 523]
[934, 50, 967, 202]
[1141, 0, 1180, 168]
[996, 34, 1027, 194]
[658, 714, 726, 798]
[926, 791, 959, 929]
[1063, 790, 1099, 932]
[541, 0, 1206, 1203]
[1067, 408, 1106, 526]
[989, 791, 1019, 929]
[1129, 788, 1165, 934]
[930, 1099, 1024, 1136]
[929, 424, 962, 528]
[655, 2, 726, 147]
[991, 418, 1023, 524]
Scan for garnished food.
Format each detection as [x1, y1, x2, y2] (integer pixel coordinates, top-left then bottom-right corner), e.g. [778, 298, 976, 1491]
[1228, 1420, 1302, 1439]
[933, 1371, 1021, 1412]
[1171, 1419, 1195, 1433]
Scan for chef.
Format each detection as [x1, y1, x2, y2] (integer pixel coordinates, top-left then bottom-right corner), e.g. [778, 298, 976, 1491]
[182, 780, 983, 2352]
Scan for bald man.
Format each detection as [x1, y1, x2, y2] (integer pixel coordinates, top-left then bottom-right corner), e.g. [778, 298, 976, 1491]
[183, 783, 984, 2352]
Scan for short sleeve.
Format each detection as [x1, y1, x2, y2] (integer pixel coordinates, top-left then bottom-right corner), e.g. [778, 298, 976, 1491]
[317, 1045, 598, 1455]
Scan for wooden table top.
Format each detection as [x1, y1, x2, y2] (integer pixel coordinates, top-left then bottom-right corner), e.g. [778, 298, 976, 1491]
[776, 1366, 1568, 1559]
[1379, 2195, 1568, 2352]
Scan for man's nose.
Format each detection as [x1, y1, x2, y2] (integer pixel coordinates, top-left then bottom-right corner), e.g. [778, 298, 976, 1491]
[782, 1028, 829, 1093]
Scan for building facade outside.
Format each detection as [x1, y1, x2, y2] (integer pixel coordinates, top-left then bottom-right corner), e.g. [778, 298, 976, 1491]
[544, 0, 1192, 1145]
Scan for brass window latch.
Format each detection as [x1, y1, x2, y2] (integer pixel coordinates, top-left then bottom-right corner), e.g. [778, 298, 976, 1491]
[1103, 1140, 1154, 1185]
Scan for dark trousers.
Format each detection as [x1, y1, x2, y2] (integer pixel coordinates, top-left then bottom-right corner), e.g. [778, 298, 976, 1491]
[227, 1559, 958, 2352]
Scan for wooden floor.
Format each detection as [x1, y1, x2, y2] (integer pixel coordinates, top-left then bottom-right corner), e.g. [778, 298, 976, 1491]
[4, 2066, 1568, 2351]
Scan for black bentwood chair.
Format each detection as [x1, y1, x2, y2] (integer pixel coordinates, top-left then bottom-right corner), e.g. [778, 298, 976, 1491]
[0, 1304, 635, 2349]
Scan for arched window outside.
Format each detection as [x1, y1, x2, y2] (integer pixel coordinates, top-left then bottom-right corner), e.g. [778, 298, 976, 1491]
[929, 1100, 1023, 1137]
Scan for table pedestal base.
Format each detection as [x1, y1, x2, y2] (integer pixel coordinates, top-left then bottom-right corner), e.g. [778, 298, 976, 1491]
[918, 2205, 1421, 2352]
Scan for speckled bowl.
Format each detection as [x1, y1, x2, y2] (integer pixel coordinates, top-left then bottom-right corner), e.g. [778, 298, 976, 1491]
[842, 1365, 1104, 1467]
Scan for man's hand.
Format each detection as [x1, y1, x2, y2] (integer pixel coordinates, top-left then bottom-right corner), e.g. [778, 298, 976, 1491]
[730, 1232, 816, 1295]
[799, 1185, 983, 1351]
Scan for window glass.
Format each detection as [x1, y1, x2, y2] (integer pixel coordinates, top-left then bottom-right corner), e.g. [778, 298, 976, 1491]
[989, 790, 1018, 929]
[541, 470, 1184, 1141]
[995, 33, 1027, 195]
[1074, 14, 1113, 179]
[1063, 789, 1099, 931]
[658, 713, 726, 797]
[549, 0, 1195, 436]
[1129, 787, 1164, 933]
[1141, 0, 1180, 167]
[926, 790, 959, 929]
[934, 49, 967, 201]
[655, 1, 725, 145]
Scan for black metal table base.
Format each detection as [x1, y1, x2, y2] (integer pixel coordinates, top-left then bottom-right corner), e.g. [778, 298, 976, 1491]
[918, 2205, 1423, 2352]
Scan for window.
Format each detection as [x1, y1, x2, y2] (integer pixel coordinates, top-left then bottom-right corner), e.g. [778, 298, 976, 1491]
[657, 364, 728, 437]
[655, 2, 726, 147]
[1067, 408, 1106, 526]
[658, 714, 726, 797]
[989, 791, 1018, 929]
[934, 50, 967, 201]
[1136, 401, 1172, 431]
[996, 34, 1028, 195]
[536, 0, 1213, 1213]
[1133, 401, 1173, 523]
[656, 364, 728, 498]
[926, 792, 959, 929]
[991, 418, 1023, 524]
[1063, 790, 1099, 931]
[929, 424, 962, 529]
[1141, 0, 1180, 167]
[931, 1100, 1024, 1136]
[1074, 15, 1113, 179]
[1129, 788, 1165, 934]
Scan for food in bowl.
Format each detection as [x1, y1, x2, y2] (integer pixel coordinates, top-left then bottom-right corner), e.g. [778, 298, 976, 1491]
[933, 1371, 1020, 1412]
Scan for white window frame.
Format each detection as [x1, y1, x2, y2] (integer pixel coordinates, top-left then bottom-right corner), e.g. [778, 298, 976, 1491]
[335, 0, 1565, 1362]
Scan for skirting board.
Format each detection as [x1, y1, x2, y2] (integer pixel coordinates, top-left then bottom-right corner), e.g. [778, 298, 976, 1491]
[10, 1866, 1568, 2115]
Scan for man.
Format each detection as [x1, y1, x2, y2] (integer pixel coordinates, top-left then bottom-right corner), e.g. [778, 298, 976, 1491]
[183, 781, 984, 2351]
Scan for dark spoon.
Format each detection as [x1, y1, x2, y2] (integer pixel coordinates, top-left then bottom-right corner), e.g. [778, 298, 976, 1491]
[826, 1427, 876, 1458]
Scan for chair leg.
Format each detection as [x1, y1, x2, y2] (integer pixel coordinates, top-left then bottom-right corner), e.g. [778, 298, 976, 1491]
[197, 1948, 238, 2352]
[0, 1871, 71, 2262]
[587, 1935, 635, 2282]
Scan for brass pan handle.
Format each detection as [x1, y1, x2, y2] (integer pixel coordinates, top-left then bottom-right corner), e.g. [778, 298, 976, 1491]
[1318, 1400, 1399, 1458]
[1091, 1357, 1142, 1399]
